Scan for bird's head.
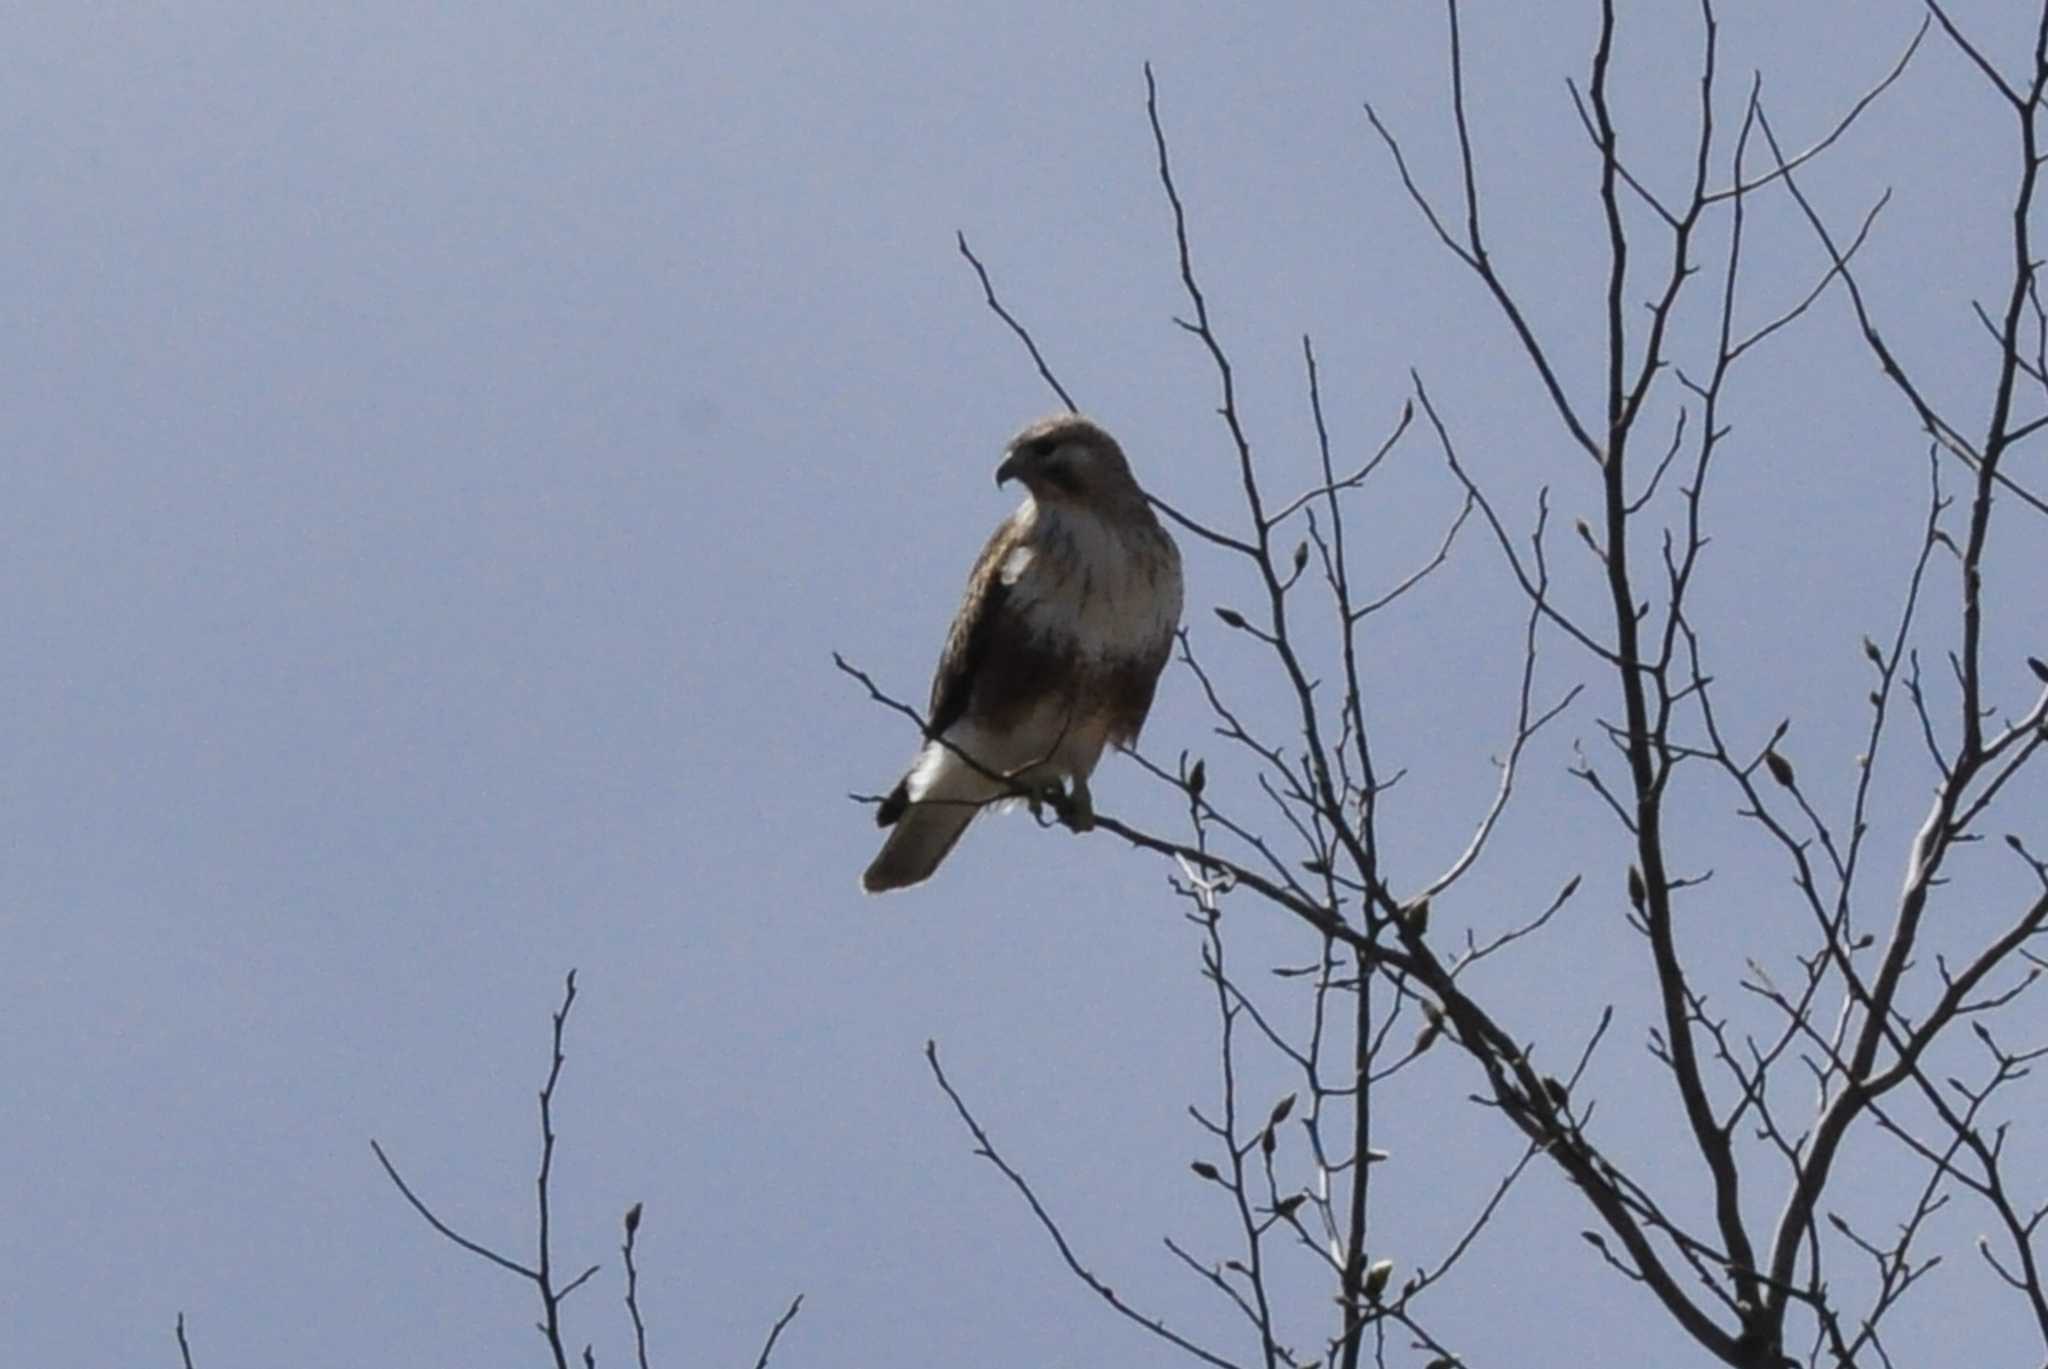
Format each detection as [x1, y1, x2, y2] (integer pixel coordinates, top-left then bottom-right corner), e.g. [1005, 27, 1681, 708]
[995, 414, 1137, 506]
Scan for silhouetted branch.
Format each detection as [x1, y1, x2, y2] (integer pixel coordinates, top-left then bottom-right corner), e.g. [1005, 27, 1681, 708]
[956, 231, 1078, 413]
[622, 1205, 650, 1369]
[752, 1295, 804, 1369]
[926, 1040, 1245, 1369]
[371, 975, 800, 1368]
[370, 1138, 542, 1281]
[373, 972, 592, 1369]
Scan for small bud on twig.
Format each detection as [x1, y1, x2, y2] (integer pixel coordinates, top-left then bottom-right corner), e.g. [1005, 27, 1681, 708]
[1862, 636, 1884, 669]
[1190, 1160, 1222, 1183]
[2029, 656, 2048, 684]
[1626, 865, 1646, 912]
[1764, 750, 1795, 788]
[1363, 1258, 1394, 1302]
[1186, 758, 1206, 797]
[1415, 1002, 1444, 1053]
[1215, 606, 1248, 630]
[1268, 1093, 1297, 1128]
[1292, 541, 1310, 575]
[624, 1202, 643, 1235]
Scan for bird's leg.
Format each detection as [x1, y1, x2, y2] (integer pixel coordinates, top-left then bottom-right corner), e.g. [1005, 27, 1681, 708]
[1029, 783, 1063, 825]
[1058, 775, 1095, 833]
[1004, 761, 1053, 823]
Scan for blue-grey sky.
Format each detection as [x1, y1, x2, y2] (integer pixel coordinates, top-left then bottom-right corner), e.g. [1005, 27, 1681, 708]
[5, 4, 2045, 1366]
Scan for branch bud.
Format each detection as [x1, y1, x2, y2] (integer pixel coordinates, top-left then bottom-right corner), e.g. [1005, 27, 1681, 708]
[1764, 749, 1795, 788]
[1215, 606, 1248, 630]
[1363, 1258, 1394, 1302]
[1414, 1002, 1444, 1053]
[1626, 864, 1646, 912]
[1190, 1160, 1222, 1183]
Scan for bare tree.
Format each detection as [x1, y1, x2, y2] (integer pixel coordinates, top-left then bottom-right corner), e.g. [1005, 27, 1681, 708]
[181, 971, 803, 1369]
[849, 5, 2048, 1367]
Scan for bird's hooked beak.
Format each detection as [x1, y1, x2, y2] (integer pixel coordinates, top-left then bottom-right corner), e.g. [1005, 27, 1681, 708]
[995, 448, 1029, 488]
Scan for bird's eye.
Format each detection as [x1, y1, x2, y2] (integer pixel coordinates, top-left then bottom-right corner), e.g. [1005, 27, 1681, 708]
[1030, 437, 1060, 459]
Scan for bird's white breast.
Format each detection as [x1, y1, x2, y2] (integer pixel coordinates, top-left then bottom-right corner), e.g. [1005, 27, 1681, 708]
[1007, 500, 1181, 659]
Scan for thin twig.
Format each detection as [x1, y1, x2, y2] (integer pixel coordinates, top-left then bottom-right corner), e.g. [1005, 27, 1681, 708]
[956, 232, 1077, 411]
[372, 973, 593, 1369]
[926, 1041, 1246, 1369]
[752, 1294, 805, 1369]
[623, 1205, 651, 1369]
[370, 1139, 540, 1281]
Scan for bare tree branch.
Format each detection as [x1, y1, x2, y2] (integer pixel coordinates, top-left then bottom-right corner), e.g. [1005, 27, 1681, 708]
[926, 1040, 1248, 1369]
[752, 1295, 805, 1369]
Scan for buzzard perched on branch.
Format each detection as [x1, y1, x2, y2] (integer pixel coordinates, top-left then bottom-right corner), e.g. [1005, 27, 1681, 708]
[862, 415, 1184, 893]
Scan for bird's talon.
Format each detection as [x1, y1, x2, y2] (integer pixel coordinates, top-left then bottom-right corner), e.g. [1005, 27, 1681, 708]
[1062, 780, 1096, 833]
[1033, 781, 1064, 824]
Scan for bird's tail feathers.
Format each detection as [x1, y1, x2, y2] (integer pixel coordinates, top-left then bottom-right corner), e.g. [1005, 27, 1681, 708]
[861, 799, 979, 892]
[861, 746, 1001, 893]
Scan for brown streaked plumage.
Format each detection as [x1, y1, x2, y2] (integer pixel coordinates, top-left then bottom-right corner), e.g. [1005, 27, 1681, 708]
[863, 415, 1183, 893]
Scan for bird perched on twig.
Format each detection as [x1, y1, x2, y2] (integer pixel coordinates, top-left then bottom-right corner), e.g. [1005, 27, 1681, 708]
[862, 415, 1183, 893]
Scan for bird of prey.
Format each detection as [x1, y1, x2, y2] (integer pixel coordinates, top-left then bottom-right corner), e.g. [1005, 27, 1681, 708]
[862, 415, 1184, 893]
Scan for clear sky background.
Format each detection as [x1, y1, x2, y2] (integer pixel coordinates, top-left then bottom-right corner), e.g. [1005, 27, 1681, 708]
[4, 4, 2046, 1367]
